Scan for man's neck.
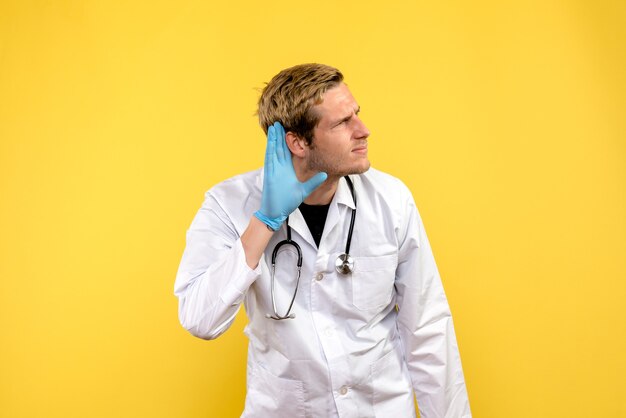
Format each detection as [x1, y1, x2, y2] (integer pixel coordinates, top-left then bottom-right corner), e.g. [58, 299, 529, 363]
[303, 176, 339, 205]
[294, 161, 340, 205]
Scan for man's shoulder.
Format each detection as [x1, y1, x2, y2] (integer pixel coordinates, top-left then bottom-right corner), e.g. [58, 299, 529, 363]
[197, 169, 263, 235]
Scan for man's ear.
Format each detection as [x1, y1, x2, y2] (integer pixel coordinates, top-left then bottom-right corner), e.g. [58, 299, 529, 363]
[285, 131, 308, 158]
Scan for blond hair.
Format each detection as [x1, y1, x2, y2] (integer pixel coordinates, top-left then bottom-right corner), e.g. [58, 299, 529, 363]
[257, 63, 343, 145]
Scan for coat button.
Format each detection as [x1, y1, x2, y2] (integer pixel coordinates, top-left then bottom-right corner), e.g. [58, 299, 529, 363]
[339, 386, 349, 395]
[315, 272, 324, 281]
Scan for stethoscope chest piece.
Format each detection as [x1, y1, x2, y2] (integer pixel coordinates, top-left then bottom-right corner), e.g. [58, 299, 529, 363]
[335, 253, 354, 275]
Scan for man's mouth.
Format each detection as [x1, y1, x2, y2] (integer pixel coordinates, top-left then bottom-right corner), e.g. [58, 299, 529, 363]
[352, 145, 368, 154]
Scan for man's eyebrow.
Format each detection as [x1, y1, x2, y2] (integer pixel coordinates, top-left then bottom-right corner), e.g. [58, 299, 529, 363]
[331, 106, 361, 126]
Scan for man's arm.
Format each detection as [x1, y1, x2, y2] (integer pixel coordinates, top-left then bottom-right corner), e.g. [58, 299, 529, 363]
[241, 216, 274, 269]
[174, 194, 267, 340]
[394, 185, 472, 417]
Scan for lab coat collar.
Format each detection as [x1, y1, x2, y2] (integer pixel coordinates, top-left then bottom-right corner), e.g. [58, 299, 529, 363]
[286, 208, 316, 250]
[334, 176, 357, 210]
[315, 176, 357, 254]
[287, 177, 356, 250]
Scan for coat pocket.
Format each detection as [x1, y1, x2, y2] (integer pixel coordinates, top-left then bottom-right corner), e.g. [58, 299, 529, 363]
[351, 253, 398, 311]
[242, 363, 306, 418]
[369, 345, 416, 417]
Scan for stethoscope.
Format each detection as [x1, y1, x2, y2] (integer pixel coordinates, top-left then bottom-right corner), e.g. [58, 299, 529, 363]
[266, 176, 356, 320]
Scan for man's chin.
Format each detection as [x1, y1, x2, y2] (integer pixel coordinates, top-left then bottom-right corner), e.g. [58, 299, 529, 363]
[351, 161, 371, 174]
[315, 160, 371, 179]
[338, 161, 371, 177]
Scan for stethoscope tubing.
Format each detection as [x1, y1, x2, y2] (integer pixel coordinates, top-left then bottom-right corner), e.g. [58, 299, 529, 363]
[267, 220, 302, 320]
[267, 176, 356, 320]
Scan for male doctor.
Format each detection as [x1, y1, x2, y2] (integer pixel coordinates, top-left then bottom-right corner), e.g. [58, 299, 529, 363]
[174, 63, 471, 417]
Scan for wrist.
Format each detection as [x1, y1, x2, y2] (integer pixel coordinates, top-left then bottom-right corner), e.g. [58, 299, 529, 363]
[241, 216, 275, 269]
[253, 211, 285, 231]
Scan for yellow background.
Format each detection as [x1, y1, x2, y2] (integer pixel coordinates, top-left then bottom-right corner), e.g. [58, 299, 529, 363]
[1, 0, 624, 417]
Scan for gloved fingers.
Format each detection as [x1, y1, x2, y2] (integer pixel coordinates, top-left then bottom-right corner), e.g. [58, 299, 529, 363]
[301, 171, 328, 197]
[274, 121, 287, 163]
[265, 124, 276, 175]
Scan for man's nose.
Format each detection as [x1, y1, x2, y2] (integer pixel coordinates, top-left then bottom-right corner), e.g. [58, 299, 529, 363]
[354, 116, 370, 139]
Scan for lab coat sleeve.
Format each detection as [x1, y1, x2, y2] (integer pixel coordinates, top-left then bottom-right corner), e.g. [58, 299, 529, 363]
[394, 187, 471, 418]
[174, 191, 261, 340]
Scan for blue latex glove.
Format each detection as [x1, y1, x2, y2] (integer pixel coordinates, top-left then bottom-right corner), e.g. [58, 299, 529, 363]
[254, 122, 328, 231]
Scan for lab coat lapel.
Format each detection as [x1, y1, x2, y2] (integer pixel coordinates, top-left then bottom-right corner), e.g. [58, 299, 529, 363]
[288, 208, 317, 250]
[319, 177, 356, 254]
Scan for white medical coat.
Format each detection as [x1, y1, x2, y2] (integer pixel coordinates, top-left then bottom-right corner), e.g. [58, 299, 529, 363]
[174, 168, 471, 418]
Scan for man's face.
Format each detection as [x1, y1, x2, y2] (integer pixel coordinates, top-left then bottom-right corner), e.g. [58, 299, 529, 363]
[304, 83, 371, 177]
